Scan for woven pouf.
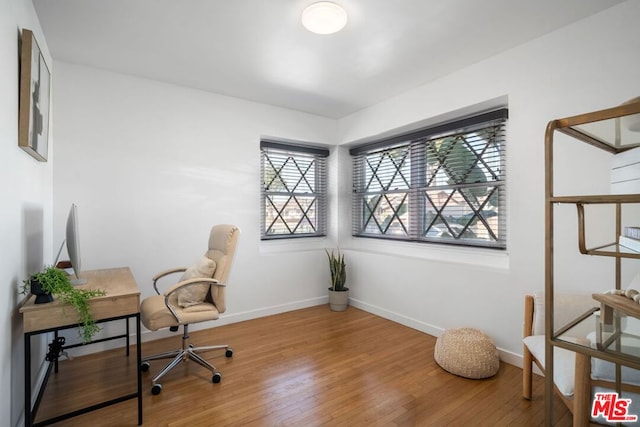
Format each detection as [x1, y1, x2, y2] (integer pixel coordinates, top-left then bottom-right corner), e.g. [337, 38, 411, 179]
[434, 328, 499, 379]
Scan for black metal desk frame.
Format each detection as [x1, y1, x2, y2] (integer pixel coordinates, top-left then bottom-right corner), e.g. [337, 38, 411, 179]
[24, 313, 142, 426]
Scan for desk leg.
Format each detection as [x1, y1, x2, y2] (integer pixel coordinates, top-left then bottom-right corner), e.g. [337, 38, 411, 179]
[54, 330, 59, 373]
[126, 318, 130, 357]
[25, 333, 32, 427]
[136, 313, 142, 425]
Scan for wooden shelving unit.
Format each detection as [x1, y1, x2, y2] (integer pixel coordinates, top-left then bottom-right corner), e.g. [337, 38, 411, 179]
[544, 99, 640, 426]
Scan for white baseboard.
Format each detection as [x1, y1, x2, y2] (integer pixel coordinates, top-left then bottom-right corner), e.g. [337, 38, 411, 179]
[350, 297, 524, 368]
[349, 298, 443, 336]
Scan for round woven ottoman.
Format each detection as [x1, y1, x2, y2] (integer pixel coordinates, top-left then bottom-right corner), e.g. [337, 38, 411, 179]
[434, 328, 499, 379]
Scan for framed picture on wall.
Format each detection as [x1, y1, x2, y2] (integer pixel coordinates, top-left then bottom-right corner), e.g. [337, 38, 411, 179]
[18, 28, 50, 162]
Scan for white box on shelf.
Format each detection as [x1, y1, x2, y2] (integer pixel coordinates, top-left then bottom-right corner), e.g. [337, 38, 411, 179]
[625, 226, 640, 240]
[611, 146, 640, 194]
[620, 235, 640, 253]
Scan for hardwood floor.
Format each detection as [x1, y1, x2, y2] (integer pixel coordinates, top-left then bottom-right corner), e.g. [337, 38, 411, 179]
[36, 306, 572, 426]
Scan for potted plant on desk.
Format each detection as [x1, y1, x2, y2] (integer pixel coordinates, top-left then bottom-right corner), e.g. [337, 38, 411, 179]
[326, 249, 349, 311]
[22, 266, 106, 343]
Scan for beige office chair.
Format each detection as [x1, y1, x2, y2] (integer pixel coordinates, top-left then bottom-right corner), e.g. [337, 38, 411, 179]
[140, 224, 240, 395]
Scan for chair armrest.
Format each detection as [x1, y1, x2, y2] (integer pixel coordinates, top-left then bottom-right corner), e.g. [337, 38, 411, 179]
[524, 294, 534, 338]
[153, 267, 187, 282]
[151, 267, 187, 294]
[163, 277, 222, 297]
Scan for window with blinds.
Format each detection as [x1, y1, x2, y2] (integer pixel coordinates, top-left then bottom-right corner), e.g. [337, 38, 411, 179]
[260, 140, 329, 240]
[350, 109, 508, 249]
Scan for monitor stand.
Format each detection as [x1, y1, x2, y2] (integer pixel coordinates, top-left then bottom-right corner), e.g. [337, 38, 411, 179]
[55, 261, 88, 285]
[70, 276, 88, 286]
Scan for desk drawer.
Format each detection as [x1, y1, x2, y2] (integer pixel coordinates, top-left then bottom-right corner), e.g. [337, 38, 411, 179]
[22, 294, 139, 333]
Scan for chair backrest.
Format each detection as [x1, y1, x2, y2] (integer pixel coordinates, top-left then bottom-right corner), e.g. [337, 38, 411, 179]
[530, 291, 596, 338]
[205, 224, 240, 313]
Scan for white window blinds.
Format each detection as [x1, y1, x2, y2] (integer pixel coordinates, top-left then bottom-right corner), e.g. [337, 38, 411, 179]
[261, 140, 329, 240]
[351, 109, 508, 249]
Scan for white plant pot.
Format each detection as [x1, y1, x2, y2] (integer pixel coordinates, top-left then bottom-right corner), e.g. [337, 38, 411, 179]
[328, 288, 349, 311]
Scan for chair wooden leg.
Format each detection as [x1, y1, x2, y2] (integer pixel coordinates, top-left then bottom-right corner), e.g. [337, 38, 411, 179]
[523, 345, 534, 400]
[523, 294, 535, 400]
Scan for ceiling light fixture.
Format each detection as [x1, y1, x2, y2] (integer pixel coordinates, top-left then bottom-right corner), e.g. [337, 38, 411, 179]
[301, 2, 348, 35]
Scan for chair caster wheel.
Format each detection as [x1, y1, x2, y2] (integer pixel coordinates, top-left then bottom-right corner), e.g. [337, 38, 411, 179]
[152, 384, 162, 395]
[225, 349, 233, 358]
[141, 361, 150, 372]
[212, 372, 222, 383]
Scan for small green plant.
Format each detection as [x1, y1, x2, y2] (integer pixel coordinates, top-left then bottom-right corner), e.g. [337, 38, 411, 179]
[23, 266, 106, 343]
[326, 249, 347, 291]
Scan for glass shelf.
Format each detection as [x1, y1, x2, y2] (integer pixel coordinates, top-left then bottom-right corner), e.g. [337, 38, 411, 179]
[571, 113, 640, 150]
[553, 99, 640, 153]
[582, 242, 640, 259]
[554, 297, 640, 370]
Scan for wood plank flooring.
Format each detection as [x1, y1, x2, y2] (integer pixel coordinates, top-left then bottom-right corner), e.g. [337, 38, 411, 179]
[35, 305, 572, 426]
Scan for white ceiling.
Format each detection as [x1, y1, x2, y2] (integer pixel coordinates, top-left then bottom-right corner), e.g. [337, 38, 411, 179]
[33, 0, 623, 119]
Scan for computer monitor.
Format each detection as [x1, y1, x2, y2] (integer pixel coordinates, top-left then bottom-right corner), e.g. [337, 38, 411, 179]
[54, 203, 87, 285]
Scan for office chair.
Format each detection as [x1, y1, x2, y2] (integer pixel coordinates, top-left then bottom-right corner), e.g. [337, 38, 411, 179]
[139, 224, 240, 395]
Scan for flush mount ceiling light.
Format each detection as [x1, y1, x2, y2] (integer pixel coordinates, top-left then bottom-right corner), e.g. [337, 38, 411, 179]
[301, 2, 348, 35]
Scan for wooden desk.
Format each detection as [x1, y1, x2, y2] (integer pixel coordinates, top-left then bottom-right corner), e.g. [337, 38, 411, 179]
[20, 267, 142, 426]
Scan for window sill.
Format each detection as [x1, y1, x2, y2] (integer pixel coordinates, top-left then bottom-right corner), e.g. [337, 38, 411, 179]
[260, 236, 333, 255]
[344, 237, 509, 270]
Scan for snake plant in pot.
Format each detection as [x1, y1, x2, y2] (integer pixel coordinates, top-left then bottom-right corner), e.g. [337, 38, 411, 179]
[326, 249, 348, 311]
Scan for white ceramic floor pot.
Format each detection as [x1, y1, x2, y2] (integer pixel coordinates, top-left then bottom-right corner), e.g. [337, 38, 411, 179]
[328, 288, 349, 311]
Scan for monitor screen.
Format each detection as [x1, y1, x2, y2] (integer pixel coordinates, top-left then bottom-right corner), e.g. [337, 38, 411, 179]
[55, 203, 87, 285]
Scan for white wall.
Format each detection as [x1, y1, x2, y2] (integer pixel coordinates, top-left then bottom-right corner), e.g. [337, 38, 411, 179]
[1, 0, 53, 424]
[52, 62, 338, 348]
[337, 0, 640, 363]
[49, 0, 640, 371]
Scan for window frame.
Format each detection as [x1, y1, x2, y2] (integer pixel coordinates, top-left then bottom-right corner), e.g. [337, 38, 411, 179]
[260, 139, 329, 240]
[350, 109, 508, 249]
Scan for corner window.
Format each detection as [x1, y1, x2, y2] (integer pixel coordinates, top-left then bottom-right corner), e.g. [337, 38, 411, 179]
[350, 109, 508, 249]
[260, 140, 328, 240]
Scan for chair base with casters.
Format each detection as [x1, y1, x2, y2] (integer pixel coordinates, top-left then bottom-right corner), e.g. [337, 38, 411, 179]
[141, 324, 233, 395]
[139, 224, 241, 395]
